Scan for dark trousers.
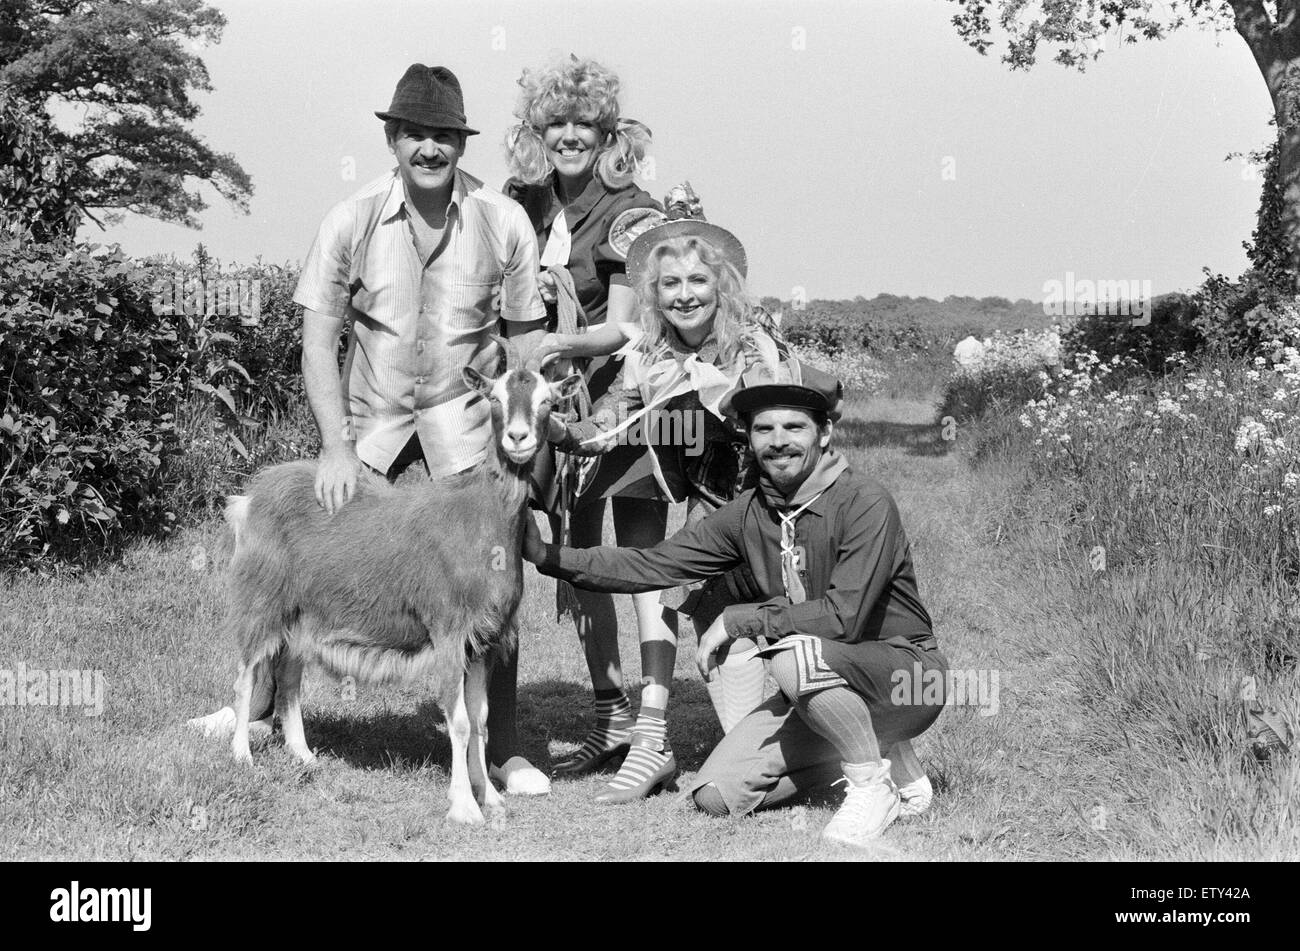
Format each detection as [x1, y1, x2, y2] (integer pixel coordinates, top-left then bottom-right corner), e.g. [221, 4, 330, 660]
[248, 435, 522, 766]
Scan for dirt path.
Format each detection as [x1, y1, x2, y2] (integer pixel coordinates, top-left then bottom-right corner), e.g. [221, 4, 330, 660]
[847, 395, 1111, 859]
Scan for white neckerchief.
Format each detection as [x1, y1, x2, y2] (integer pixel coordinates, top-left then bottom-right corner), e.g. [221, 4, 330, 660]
[778, 490, 825, 604]
[540, 211, 572, 267]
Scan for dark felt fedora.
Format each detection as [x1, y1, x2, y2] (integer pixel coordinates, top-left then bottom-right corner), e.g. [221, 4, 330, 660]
[375, 64, 479, 135]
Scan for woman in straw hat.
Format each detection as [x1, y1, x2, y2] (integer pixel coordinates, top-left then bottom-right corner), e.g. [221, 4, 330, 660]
[547, 200, 807, 802]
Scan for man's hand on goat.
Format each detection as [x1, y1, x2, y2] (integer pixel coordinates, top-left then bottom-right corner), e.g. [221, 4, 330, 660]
[316, 443, 361, 514]
[522, 514, 546, 564]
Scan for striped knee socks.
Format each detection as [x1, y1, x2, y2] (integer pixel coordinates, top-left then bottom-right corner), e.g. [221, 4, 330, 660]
[605, 708, 674, 792]
[554, 688, 634, 774]
[707, 642, 767, 734]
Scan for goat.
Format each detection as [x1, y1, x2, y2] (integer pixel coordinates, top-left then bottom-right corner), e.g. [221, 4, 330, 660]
[222, 344, 579, 825]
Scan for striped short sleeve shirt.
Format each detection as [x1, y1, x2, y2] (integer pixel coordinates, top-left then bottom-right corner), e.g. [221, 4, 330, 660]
[293, 168, 545, 477]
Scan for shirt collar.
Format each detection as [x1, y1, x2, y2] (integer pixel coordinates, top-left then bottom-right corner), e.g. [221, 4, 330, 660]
[541, 173, 612, 232]
[381, 167, 467, 224]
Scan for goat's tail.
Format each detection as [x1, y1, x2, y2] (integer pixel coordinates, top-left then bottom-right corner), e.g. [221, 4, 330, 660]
[225, 494, 251, 551]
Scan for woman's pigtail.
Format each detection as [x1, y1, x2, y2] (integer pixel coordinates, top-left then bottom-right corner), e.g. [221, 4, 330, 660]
[504, 123, 553, 186]
[596, 119, 652, 189]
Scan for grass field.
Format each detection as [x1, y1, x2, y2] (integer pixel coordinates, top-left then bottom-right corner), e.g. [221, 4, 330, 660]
[0, 385, 1285, 860]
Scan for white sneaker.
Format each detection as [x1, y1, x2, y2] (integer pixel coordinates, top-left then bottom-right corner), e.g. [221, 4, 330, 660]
[187, 706, 272, 741]
[489, 756, 551, 796]
[898, 775, 933, 818]
[821, 759, 901, 847]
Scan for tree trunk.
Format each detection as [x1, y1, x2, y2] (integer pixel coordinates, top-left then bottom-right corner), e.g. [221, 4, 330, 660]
[1232, 0, 1300, 292]
[1275, 85, 1300, 294]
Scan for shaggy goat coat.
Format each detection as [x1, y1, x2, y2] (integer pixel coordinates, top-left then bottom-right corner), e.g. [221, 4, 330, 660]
[224, 456, 529, 703]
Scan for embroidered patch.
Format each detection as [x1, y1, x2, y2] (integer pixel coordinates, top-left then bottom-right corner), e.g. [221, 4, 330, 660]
[758, 634, 848, 695]
[608, 207, 667, 261]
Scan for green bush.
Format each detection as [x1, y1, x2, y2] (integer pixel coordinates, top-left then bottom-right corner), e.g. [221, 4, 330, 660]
[165, 395, 318, 523]
[1061, 292, 1203, 378]
[1193, 268, 1296, 357]
[0, 235, 314, 572]
[142, 248, 307, 423]
[936, 328, 1062, 423]
[938, 363, 1046, 424]
[0, 236, 184, 569]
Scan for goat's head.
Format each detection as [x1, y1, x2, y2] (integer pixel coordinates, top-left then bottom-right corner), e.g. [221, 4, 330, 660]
[462, 338, 582, 467]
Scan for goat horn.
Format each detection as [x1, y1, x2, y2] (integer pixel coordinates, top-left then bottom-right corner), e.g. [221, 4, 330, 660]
[524, 346, 555, 373]
[488, 334, 518, 373]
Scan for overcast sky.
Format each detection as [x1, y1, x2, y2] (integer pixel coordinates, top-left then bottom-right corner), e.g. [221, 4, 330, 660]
[88, 0, 1273, 302]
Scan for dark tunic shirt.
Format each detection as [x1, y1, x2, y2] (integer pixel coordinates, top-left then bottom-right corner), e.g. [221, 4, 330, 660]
[505, 175, 661, 503]
[503, 174, 659, 327]
[534, 465, 938, 694]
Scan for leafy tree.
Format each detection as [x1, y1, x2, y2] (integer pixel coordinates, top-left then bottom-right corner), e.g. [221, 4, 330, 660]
[0, 88, 81, 239]
[0, 0, 251, 230]
[950, 1, 1300, 291]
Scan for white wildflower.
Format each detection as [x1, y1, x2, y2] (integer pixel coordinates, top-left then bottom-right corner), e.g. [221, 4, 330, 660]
[1235, 418, 1268, 454]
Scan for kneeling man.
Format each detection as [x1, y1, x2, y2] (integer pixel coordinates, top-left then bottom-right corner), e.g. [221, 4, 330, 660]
[524, 369, 947, 846]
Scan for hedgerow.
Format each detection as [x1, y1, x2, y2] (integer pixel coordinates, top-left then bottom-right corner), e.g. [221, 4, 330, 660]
[0, 236, 311, 573]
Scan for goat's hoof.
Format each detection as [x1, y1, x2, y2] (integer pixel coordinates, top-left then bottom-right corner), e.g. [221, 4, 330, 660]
[288, 749, 317, 767]
[445, 800, 486, 826]
[232, 746, 253, 765]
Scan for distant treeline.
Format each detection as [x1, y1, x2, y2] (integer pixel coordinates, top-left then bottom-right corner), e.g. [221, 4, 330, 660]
[763, 293, 1055, 355]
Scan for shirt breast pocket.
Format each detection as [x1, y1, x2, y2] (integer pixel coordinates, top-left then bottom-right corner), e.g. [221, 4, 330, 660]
[446, 275, 501, 331]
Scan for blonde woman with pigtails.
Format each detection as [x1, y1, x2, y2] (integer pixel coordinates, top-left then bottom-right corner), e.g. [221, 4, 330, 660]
[502, 56, 673, 788]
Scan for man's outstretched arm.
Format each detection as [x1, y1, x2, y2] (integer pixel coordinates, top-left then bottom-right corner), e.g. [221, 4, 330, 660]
[523, 499, 747, 594]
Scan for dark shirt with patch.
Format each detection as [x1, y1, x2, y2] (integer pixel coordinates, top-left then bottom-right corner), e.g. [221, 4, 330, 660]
[504, 175, 659, 327]
[534, 466, 937, 695]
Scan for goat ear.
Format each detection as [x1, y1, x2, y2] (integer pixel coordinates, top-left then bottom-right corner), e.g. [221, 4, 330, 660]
[462, 365, 493, 396]
[551, 372, 584, 402]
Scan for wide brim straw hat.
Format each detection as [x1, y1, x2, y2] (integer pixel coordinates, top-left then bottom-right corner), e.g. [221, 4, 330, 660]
[623, 218, 748, 285]
[616, 182, 748, 281]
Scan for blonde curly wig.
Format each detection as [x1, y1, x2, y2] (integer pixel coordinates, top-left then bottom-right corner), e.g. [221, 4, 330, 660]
[504, 56, 650, 189]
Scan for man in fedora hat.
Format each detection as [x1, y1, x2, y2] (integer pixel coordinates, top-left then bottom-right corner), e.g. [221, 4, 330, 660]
[524, 366, 949, 846]
[190, 64, 553, 796]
